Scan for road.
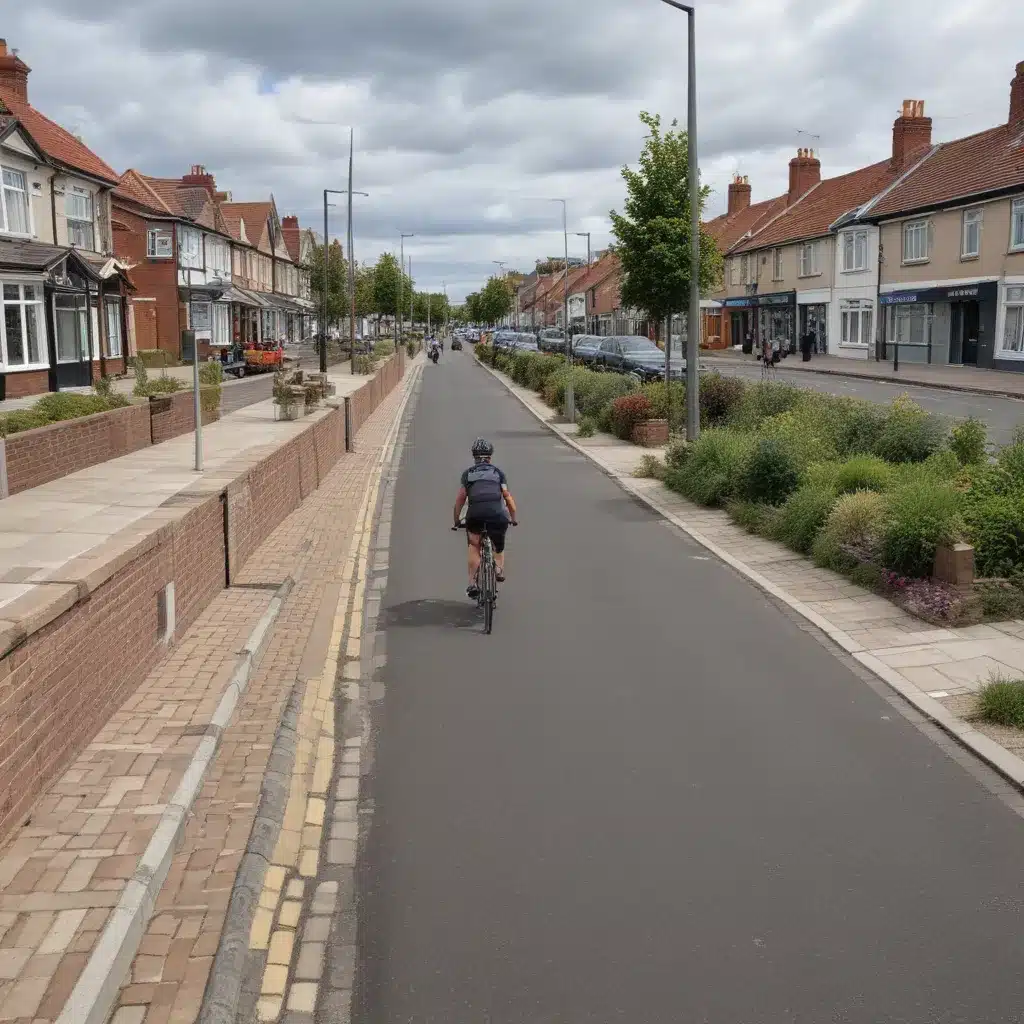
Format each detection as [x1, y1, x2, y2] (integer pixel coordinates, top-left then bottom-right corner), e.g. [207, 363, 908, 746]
[704, 357, 1024, 445]
[352, 349, 1024, 1023]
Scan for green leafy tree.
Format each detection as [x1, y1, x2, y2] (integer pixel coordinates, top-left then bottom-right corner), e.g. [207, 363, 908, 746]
[464, 292, 483, 324]
[308, 240, 347, 332]
[371, 252, 402, 334]
[478, 275, 513, 325]
[609, 110, 724, 325]
[354, 263, 375, 320]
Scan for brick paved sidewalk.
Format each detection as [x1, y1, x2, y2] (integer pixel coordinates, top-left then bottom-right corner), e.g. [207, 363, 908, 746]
[0, 369, 416, 1024]
[702, 348, 1024, 399]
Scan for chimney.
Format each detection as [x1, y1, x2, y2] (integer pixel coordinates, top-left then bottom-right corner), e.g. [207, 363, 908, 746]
[890, 99, 933, 171]
[727, 174, 751, 215]
[1010, 61, 1024, 131]
[181, 164, 216, 195]
[788, 148, 821, 204]
[0, 39, 31, 103]
[281, 215, 299, 229]
[214, 190, 232, 203]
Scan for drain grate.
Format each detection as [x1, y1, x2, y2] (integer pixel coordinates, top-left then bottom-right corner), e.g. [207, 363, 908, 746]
[230, 582, 285, 591]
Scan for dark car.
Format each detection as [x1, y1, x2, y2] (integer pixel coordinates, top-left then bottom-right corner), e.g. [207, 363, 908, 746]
[537, 328, 566, 353]
[510, 333, 539, 351]
[569, 335, 602, 366]
[596, 336, 685, 379]
[492, 331, 517, 350]
[450, 336, 463, 351]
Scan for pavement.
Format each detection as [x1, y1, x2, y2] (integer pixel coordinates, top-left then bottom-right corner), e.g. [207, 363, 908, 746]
[703, 350, 1024, 446]
[351, 348, 1024, 1022]
[0, 359, 420, 1024]
[0, 367, 371, 620]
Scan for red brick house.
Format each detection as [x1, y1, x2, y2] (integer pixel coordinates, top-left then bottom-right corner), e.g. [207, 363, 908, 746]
[0, 38, 132, 396]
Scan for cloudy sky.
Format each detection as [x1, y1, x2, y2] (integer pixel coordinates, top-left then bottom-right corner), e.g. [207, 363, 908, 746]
[8, 0, 1024, 301]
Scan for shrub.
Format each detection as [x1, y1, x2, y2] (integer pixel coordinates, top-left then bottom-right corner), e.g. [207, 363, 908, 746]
[726, 500, 777, 536]
[849, 562, 885, 592]
[0, 409, 49, 436]
[699, 372, 746, 426]
[834, 455, 894, 495]
[729, 381, 802, 430]
[949, 416, 987, 465]
[633, 454, 666, 480]
[525, 353, 564, 391]
[812, 490, 886, 571]
[373, 339, 395, 359]
[997, 441, 1024, 486]
[199, 361, 223, 386]
[738, 436, 800, 505]
[575, 370, 634, 419]
[639, 380, 685, 422]
[608, 393, 653, 440]
[665, 437, 691, 472]
[576, 416, 597, 438]
[135, 348, 176, 368]
[666, 429, 754, 507]
[474, 343, 493, 366]
[771, 483, 838, 554]
[871, 394, 946, 463]
[978, 582, 1024, 621]
[132, 357, 149, 395]
[974, 678, 1024, 729]
[354, 354, 375, 373]
[94, 376, 115, 400]
[145, 376, 186, 395]
[34, 393, 109, 421]
[880, 482, 964, 579]
[509, 350, 536, 386]
[963, 495, 1024, 578]
[890, 577, 968, 625]
[406, 340, 417, 359]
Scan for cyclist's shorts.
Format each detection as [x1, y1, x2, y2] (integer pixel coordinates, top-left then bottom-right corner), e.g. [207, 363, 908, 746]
[465, 518, 508, 553]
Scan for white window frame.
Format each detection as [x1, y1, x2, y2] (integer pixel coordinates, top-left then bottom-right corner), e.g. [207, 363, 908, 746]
[1011, 199, 1024, 253]
[66, 186, 96, 250]
[961, 208, 983, 260]
[772, 248, 783, 281]
[841, 230, 869, 273]
[888, 302, 933, 349]
[0, 167, 32, 237]
[1001, 285, 1024, 357]
[902, 219, 931, 264]
[839, 300, 873, 348]
[212, 302, 231, 347]
[798, 241, 820, 277]
[147, 226, 173, 258]
[178, 226, 202, 269]
[1, 281, 48, 369]
[104, 298, 123, 358]
[53, 292, 90, 364]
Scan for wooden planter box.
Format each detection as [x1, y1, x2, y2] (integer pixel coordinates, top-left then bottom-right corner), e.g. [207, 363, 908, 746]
[631, 418, 669, 447]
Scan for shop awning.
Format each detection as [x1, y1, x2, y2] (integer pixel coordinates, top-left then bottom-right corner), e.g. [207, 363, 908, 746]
[219, 285, 257, 306]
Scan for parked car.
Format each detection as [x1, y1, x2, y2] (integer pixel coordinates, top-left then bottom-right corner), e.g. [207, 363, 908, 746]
[492, 331, 517, 350]
[595, 336, 685, 379]
[570, 335, 603, 366]
[537, 328, 566, 353]
[510, 333, 539, 351]
[467, 329, 481, 343]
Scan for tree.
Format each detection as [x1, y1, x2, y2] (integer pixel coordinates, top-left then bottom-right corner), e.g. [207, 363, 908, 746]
[308, 240, 347, 334]
[371, 252, 402, 334]
[464, 292, 483, 324]
[354, 263, 376, 321]
[478, 275, 513, 325]
[412, 291, 450, 327]
[609, 110, 723, 325]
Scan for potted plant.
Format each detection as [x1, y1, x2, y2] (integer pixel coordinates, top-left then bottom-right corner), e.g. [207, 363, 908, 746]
[273, 369, 300, 421]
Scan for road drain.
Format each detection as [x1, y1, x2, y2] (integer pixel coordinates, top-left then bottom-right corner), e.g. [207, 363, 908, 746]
[230, 582, 286, 591]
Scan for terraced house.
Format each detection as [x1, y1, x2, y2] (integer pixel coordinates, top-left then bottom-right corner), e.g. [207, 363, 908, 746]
[0, 38, 133, 396]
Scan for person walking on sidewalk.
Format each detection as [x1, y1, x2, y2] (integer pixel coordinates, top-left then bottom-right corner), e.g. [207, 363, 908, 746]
[453, 438, 518, 598]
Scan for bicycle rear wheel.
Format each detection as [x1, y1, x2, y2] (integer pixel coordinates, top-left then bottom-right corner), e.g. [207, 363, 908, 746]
[480, 538, 496, 634]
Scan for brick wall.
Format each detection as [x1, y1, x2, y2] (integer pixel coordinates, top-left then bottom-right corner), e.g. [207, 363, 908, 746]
[2, 370, 50, 400]
[0, 353, 408, 840]
[149, 389, 221, 445]
[349, 349, 405, 438]
[91, 358, 127, 382]
[113, 202, 182, 361]
[2, 404, 152, 496]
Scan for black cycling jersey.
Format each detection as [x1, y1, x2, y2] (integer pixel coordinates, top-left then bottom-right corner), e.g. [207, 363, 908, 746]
[460, 462, 508, 521]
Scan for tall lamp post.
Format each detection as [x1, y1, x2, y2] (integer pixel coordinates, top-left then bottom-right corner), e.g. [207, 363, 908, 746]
[575, 232, 591, 266]
[492, 261, 506, 325]
[657, 0, 700, 440]
[399, 233, 414, 345]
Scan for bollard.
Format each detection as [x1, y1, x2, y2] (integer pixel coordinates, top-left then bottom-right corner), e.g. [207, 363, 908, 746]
[344, 395, 353, 452]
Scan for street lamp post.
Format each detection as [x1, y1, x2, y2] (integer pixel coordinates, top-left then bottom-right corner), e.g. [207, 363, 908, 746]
[492, 261, 507, 326]
[321, 187, 367, 373]
[399, 233, 414, 346]
[575, 232, 591, 266]
[658, 0, 700, 440]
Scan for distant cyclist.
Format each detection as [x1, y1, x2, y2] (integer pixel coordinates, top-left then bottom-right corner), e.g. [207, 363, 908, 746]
[452, 438, 518, 598]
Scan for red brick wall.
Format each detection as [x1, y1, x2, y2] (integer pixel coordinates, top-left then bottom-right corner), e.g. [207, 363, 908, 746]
[90, 358, 126, 382]
[349, 349, 405, 438]
[3, 370, 50, 400]
[149, 389, 221, 445]
[113, 203, 182, 360]
[173, 496, 228, 635]
[3, 404, 152, 496]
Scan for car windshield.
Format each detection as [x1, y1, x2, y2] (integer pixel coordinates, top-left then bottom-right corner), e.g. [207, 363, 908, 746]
[616, 337, 660, 353]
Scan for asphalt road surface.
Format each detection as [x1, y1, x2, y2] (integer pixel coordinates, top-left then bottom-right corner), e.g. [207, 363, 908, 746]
[704, 357, 1024, 445]
[353, 348, 1024, 1023]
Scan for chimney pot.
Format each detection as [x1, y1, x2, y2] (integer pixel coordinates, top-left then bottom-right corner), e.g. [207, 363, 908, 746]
[1010, 60, 1024, 130]
[891, 98, 933, 170]
[788, 148, 821, 204]
[727, 173, 752, 215]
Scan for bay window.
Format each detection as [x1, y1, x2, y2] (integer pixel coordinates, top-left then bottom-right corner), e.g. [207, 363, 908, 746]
[1002, 286, 1024, 355]
[1, 283, 46, 367]
[66, 187, 95, 250]
[1, 169, 30, 235]
[840, 299, 873, 347]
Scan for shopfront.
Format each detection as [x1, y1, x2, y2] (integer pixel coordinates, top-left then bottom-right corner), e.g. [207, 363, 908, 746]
[756, 291, 797, 354]
[723, 296, 755, 351]
[798, 292, 829, 354]
[880, 281, 997, 367]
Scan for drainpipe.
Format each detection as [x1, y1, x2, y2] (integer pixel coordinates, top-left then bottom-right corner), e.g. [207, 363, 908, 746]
[97, 276, 108, 381]
[875, 231, 884, 363]
[50, 171, 58, 244]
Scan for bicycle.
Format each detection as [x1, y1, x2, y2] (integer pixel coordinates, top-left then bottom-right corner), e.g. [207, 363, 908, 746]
[451, 520, 503, 634]
[760, 346, 779, 382]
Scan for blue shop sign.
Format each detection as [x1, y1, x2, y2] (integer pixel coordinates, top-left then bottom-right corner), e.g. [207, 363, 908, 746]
[881, 281, 997, 305]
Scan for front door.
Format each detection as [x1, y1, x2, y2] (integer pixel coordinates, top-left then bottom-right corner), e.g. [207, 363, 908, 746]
[949, 301, 980, 366]
[53, 293, 92, 388]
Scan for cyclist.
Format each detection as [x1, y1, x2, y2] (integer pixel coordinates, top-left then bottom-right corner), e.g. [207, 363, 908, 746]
[453, 438, 518, 598]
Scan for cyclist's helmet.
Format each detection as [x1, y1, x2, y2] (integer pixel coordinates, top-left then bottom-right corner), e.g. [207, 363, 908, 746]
[471, 437, 494, 460]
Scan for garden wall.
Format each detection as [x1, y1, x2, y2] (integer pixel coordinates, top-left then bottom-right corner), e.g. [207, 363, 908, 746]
[0, 352, 406, 843]
[149, 389, 221, 445]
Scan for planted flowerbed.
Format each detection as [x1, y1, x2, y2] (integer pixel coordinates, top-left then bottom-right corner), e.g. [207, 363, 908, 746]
[477, 342, 1024, 627]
